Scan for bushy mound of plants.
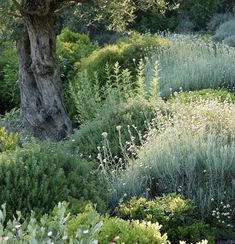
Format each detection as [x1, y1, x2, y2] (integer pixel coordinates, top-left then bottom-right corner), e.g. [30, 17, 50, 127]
[0, 142, 107, 218]
[168, 89, 235, 104]
[207, 13, 235, 32]
[0, 127, 18, 152]
[108, 98, 235, 238]
[65, 97, 162, 160]
[0, 46, 20, 113]
[57, 27, 98, 81]
[146, 36, 235, 97]
[212, 18, 235, 47]
[0, 203, 169, 244]
[76, 33, 169, 86]
[116, 195, 216, 243]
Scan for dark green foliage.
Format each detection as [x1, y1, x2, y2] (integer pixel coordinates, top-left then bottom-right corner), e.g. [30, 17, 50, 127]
[0, 45, 20, 113]
[65, 98, 160, 158]
[76, 33, 169, 87]
[0, 142, 107, 218]
[180, 0, 223, 30]
[169, 221, 216, 244]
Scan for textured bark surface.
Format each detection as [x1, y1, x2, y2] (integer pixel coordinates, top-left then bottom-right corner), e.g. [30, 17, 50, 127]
[17, 15, 72, 141]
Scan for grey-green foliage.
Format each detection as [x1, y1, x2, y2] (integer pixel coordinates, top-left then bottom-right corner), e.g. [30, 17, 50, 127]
[108, 99, 235, 216]
[146, 35, 235, 98]
[0, 142, 106, 218]
[213, 18, 235, 46]
[110, 131, 235, 216]
[207, 13, 235, 32]
[0, 202, 103, 243]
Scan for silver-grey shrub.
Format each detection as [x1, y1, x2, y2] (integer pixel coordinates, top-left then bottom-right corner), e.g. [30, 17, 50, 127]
[213, 18, 235, 46]
[108, 99, 235, 217]
[145, 35, 235, 97]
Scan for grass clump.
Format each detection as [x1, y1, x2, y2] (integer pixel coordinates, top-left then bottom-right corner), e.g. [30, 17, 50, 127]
[108, 99, 235, 224]
[146, 35, 235, 97]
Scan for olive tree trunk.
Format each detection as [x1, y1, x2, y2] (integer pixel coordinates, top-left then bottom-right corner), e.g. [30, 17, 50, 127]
[17, 14, 72, 141]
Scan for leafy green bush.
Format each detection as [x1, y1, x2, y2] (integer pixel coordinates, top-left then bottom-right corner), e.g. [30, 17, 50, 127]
[116, 195, 216, 243]
[0, 47, 20, 113]
[76, 33, 169, 86]
[0, 142, 107, 217]
[170, 221, 216, 244]
[180, 0, 222, 30]
[97, 217, 168, 244]
[116, 194, 193, 226]
[0, 127, 18, 152]
[56, 27, 98, 81]
[67, 205, 169, 244]
[65, 97, 162, 159]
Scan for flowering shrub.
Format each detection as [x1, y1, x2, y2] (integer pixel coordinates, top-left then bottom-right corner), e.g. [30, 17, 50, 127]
[109, 98, 235, 221]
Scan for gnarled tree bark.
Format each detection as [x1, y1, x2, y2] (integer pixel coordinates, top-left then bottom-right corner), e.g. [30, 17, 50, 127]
[17, 14, 72, 141]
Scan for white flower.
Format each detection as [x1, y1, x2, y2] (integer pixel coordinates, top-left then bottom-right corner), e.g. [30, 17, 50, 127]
[116, 125, 122, 131]
[48, 231, 53, 237]
[83, 229, 89, 234]
[101, 132, 108, 138]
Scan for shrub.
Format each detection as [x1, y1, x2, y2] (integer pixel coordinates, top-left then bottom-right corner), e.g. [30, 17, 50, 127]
[170, 221, 216, 244]
[116, 194, 193, 227]
[96, 217, 168, 244]
[65, 97, 163, 160]
[180, 0, 222, 30]
[146, 35, 235, 97]
[0, 47, 20, 113]
[109, 99, 235, 219]
[0, 127, 18, 152]
[76, 33, 169, 87]
[68, 205, 169, 244]
[116, 195, 216, 243]
[0, 203, 169, 243]
[213, 18, 235, 46]
[0, 142, 107, 217]
[168, 89, 235, 104]
[207, 13, 235, 32]
[56, 27, 98, 81]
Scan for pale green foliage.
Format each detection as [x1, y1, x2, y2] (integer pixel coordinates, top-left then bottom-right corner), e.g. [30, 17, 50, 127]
[108, 98, 235, 217]
[0, 127, 18, 152]
[146, 35, 235, 97]
[0, 202, 169, 243]
[213, 18, 235, 46]
[69, 62, 160, 123]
